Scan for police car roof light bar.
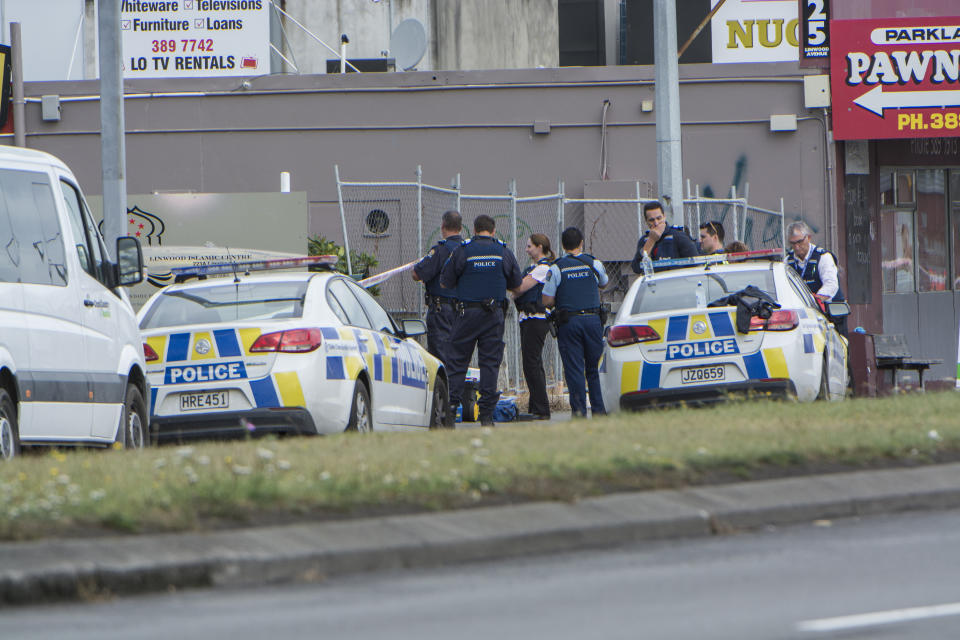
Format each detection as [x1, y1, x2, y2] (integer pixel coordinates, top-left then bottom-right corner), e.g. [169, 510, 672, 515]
[171, 255, 339, 283]
[649, 249, 783, 271]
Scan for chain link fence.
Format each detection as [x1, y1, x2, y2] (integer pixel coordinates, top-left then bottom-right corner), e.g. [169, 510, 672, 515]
[336, 167, 783, 394]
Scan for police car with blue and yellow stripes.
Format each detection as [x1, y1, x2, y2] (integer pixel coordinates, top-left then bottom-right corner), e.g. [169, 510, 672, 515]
[137, 257, 449, 441]
[600, 250, 849, 410]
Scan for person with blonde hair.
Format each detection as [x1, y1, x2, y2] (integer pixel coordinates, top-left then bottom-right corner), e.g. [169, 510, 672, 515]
[511, 233, 556, 419]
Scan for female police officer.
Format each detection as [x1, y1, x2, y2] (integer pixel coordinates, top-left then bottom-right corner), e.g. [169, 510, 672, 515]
[511, 233, 556, 420]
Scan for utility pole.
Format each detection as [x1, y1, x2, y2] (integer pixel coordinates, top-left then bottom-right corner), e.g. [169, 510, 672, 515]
[653, 0, 684, 225]
[98, 0, 127, 259]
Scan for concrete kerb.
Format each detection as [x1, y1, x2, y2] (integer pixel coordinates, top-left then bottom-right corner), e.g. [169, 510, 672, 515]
[1, 463, 959, 606]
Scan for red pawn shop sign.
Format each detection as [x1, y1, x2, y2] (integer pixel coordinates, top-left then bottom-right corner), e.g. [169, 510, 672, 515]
[830, 18, 960, 140]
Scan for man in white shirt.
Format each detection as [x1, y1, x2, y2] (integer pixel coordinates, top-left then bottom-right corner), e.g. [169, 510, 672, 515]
[786, 221, 846, 335]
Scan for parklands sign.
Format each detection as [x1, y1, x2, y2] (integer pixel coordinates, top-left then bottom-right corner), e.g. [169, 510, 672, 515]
[831, 18, 960, 141]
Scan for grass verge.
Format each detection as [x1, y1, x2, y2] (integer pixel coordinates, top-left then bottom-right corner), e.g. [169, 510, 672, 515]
[1, 392, 959, 541]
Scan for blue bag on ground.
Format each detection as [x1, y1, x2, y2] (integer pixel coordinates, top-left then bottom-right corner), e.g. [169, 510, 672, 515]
[493, 396, 518, 422]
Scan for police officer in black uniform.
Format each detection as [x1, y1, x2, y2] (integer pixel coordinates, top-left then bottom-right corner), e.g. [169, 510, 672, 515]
[412, 210, 463, 366]
[511, 233, 556, 420]
[786, 221, 848, 337]
[542, 227, 609, 418]
[630, 201, 699, 273]
[440, 215, 523, 426]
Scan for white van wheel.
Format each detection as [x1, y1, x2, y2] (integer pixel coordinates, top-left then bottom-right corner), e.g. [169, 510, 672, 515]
[0, 389, 20, 460]
[120, 385, 148, 450]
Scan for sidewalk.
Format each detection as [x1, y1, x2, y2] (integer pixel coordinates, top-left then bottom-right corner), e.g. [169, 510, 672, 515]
[2, 463, 959, 606]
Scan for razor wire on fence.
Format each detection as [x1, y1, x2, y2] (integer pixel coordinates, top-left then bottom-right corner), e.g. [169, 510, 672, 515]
[335, 166, 784, 394]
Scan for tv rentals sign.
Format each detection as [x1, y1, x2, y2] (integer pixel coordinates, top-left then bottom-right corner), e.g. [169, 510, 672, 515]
[120, 0, 269, 78]
[831, 18, 960, 140]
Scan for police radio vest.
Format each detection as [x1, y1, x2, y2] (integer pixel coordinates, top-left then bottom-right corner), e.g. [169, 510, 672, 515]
[456, 236, 508, 302]
[514, 258, 551, 313]
[555, 253, 601, 311]
[790, 246, 845, 302]
[426, 235, 462, 298]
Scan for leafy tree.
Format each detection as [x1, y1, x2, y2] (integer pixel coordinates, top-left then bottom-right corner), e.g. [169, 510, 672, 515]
[308, 235, 380, 296]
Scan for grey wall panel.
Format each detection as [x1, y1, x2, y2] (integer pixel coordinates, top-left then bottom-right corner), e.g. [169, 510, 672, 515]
[916, 292, 958, 382]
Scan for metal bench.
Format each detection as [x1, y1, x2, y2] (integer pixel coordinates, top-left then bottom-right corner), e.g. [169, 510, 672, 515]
[873, 334, 943, 392]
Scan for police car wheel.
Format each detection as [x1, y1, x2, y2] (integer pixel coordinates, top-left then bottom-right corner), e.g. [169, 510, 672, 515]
[346, 381, 372, 433]
[0, 388, 20, 461]
[120, 385, 148, 450]
[430, 376, 453, 429]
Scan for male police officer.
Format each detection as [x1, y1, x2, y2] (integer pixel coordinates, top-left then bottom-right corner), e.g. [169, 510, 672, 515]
[412, 210, 463, 366]
[630, 201, 698, 273]
[440, 214, 523, 426]
[542, 226, 609, 418]
[786, 221, 847, 336]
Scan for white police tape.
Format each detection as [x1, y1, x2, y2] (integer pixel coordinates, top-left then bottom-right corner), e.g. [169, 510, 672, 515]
[358, 260, 417, 288]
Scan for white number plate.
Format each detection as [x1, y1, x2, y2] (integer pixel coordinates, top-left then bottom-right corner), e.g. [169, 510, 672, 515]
[180, 391, 229, 411]
[680, 365, 725, 384]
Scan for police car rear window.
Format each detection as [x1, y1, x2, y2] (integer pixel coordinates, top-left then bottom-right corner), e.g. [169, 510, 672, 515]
[140, 281, 308, 329]
[632, 270, 776, 314]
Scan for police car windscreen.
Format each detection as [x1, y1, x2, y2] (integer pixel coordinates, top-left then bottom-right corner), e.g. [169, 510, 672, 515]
[632, 270, 776, 315]
[140, 281, 309, 329]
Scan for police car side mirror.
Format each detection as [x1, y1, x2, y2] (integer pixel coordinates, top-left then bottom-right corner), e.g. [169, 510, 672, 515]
[400, 319, 427, 338]
[826, 301, 850, 317]
[115, 236, 144, 287]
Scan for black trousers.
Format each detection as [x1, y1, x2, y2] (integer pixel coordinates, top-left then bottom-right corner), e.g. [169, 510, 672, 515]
[520, 318, 550, 417]
[447, 307, 505, 420]
[426, 303, 456, 367]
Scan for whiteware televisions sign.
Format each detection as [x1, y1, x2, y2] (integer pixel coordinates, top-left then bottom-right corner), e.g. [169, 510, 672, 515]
[119, 0, 269, 78]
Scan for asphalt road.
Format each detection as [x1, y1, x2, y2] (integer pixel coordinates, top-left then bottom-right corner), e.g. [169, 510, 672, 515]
[4, 509, 960, 640]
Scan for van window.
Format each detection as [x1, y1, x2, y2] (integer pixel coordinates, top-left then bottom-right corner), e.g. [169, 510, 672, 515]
[60, 180, 110, 286]
[0, 169, 66, 286]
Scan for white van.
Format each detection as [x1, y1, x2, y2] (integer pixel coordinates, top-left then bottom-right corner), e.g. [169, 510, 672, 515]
[0, 147, 147, 459]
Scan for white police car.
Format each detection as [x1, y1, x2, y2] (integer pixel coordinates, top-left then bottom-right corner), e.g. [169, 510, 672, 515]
[137, 258, 450, 441]
[600, 252, 849, 410]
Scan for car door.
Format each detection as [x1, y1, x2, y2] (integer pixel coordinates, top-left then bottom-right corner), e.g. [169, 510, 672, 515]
[344, 279, 429, 426]
[5, 167, 92, 439]
[324, 278, 397, 424]
[59, 179, 125, 438]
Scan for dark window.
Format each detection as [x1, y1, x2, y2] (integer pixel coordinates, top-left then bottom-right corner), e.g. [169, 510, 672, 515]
[140, 280, 308, 329]
[32, 181, 67, 285]
[60, 180, 108, 286]
[623, 0, 712, 65]
[326, 278, 372, 329]
[346, 278, 396, 335]
[0, 168, 64, 286]
[559, 0, 606, 66]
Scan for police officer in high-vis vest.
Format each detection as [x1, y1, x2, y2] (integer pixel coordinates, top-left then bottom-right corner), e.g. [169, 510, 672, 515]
[542, 226, 609, 418]
[786, 221, 848, 337]
[412, 210, 463, 366]
[440, 214, 523, 426]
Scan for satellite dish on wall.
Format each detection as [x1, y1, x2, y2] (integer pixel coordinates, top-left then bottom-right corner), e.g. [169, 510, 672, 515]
[391, 18, 427, 71]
